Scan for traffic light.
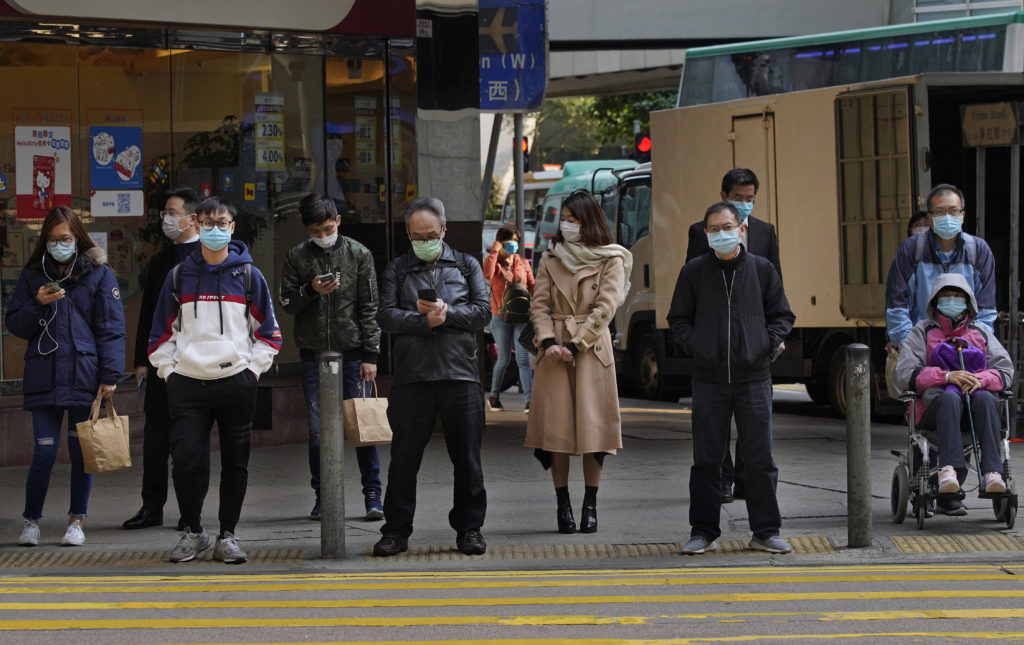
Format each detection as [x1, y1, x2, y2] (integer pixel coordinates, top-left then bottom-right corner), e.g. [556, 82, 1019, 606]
[521, 136, 530, 171]
[634, 133, 652, 163]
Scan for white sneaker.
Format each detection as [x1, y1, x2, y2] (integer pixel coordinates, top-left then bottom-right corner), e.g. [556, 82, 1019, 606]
[937, 465, 960, 493]
[61, 519, 85, 546]
[18, 520, 39, 546]
[984, 472, 1007, 493]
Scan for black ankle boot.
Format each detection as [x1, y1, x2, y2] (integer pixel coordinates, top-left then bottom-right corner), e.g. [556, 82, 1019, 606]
[579, 485, 598, 533]
[555, 486, 576, 533]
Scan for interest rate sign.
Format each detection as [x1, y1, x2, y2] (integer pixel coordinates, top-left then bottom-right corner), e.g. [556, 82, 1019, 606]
[479, 0, 547, 112]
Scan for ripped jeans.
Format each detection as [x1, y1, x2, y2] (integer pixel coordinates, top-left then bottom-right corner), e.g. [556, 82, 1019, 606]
[23, 406, 92, 521]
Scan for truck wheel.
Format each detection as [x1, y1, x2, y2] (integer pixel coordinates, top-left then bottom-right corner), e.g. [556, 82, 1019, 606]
[636, 333, 681, 401]
[805, 380, 829, 405]
[828, 347, 848, 417]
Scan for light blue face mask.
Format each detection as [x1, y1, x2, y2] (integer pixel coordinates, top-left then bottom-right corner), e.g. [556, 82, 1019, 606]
[199, 226, 232, 251]
[936, 296, 968, 319]
[931, 214, 962, 240]
[729, 201, 754, 222]
[707, 229, 740, 255]
[46, 239, 76, 263]
[411, 238, 442, 261]
[502, 241, 518, 255]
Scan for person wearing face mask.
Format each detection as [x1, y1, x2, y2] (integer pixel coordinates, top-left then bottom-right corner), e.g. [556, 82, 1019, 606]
[893, 274, 1011, 503]
[482, 223, 535, 413]
[525, 190, 632, 535]
[373, 197, 491, 558]
[148, 197, 282, 564]
[668, 202, 794, 556]
[122, 187, 206, 531]
[7, 206, 126, 548]
[279, 193, 383, 523]
[887, 183, 996, 350]
[907, 211, 930, 238]
[685, 168, 782, 506]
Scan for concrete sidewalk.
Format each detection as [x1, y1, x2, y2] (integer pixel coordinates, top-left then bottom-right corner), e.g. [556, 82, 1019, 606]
[0, 387, 1020, 572]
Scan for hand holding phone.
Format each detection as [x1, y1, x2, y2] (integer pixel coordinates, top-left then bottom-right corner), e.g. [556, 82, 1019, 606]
[417, 288, 437, 302]
[316, 272, 337, 283]
[45, 282, 61, 294]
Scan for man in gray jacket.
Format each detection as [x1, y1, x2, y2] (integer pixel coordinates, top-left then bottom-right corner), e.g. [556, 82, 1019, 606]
[373, 197, 491, 557]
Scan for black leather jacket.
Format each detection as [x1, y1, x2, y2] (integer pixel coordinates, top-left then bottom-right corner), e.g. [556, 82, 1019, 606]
[378, 244, 491, 385]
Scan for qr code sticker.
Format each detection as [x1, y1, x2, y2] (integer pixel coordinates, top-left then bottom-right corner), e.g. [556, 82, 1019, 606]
[117, 192, 131, 215]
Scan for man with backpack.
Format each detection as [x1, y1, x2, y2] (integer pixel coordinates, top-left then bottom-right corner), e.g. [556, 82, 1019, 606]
[279, 193, 383, 522]
[148, 197, 282, 564]
[372, 197, 492, 557]
[482, 223, 535, 413]
[885, 183, 997, 517]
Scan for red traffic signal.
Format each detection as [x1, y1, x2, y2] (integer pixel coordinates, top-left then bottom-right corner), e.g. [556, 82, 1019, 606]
[634, 133, 651, 162]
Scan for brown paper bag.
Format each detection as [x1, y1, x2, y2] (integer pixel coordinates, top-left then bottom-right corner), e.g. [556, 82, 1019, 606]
[343, 381, 392, 446]
[76, 395, 132, 474]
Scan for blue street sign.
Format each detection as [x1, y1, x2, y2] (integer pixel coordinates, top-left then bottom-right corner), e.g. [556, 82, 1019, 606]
[479, 0, 547, 112]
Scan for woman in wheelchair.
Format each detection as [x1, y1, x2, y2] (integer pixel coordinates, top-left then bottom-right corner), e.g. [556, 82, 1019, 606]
[893, 273, 1012, 497]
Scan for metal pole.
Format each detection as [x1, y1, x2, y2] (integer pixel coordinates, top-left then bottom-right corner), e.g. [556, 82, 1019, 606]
[1010, 141, 1021, 437]
[976, 147, 986, 239]
[513, 112, 526, 258]
[845, 343, 872, 548]
[481, 113, 503, 220]
[319, 351, 345, 558]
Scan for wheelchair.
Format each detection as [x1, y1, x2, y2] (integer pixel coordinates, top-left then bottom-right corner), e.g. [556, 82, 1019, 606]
[890, 389, 1017, 530]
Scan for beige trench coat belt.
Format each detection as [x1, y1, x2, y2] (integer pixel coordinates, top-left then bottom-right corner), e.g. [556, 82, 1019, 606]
[549, 313, 590, 343]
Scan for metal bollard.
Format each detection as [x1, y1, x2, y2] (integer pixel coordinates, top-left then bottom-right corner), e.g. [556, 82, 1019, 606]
[845, 343, 872, 548]
[318, 351, 345, 558]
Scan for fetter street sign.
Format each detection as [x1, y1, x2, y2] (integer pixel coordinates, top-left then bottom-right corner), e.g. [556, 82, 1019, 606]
[479, 0, 547, 112]
[961, 102, 1020, 147]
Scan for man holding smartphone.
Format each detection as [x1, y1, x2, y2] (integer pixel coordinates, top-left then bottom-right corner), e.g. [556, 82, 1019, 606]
[279, 193, 383, 522]
[123, 187, 205, 531]
[372, 197, 491, 557]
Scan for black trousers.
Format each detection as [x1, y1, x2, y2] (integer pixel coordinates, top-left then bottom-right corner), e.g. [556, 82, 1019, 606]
[690, 378, 782, 541]
[140, 367, 210, 512]
[166, 370, 257, 535]
[381, 380, 486, 538]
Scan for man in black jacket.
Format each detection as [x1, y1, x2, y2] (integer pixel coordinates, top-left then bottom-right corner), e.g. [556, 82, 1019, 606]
[123, 187, 209, 530]
[685, 168, 782, 504]
[372, 197, 492, 558]
[669, 202, 795, 555]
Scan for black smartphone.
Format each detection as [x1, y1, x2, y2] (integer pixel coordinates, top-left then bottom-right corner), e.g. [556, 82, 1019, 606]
[45, 281, 61, 293]
[417, 288, 437, 302]
[316, 272, 337, 282]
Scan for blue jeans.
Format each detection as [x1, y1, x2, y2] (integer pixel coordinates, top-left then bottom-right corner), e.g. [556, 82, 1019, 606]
[489, 314, 533, 402]
[23, 406, 92, 521]
[300, 359, 381, 496]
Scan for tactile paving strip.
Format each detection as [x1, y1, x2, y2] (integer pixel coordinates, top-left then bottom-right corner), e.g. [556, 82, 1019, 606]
[892, 533, 1024, 553]
[364, 536, 836, 561]
[0, 548, 306, 568]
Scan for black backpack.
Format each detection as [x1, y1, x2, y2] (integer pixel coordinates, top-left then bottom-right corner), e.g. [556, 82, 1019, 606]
[496, 256, 531, 323]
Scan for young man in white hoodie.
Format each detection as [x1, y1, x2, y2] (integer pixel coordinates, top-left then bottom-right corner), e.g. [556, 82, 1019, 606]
[148, 197, 282, 564]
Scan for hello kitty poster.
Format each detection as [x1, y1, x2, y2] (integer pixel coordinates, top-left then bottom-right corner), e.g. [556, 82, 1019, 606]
[15, 126, 71, 219]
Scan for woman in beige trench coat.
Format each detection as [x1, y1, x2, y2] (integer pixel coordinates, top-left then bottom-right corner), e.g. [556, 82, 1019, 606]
[524, 190, 632, 534]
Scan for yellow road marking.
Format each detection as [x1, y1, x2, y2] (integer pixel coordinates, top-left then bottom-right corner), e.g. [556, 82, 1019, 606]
[4, 608, 1024, 630]
[3, 588, 1024, 610]
[1, 572, 1018, 595]
[117, 636, 1024, 645]
[0, 563, 1017, 585]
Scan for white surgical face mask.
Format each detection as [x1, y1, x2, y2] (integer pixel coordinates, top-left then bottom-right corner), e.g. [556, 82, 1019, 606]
[560, 221, 581, 243]
[911, 226, 929, 237]
[312, 231, 338, 249]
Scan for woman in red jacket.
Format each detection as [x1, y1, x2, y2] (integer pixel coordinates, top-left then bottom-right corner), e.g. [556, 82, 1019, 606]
[482, 224, 535, 412]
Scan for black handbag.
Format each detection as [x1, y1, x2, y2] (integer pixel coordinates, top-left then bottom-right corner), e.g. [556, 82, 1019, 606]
[517, 319, 537, 355]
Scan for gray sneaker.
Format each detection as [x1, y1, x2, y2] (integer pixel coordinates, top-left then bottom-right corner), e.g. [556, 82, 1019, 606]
[749, 535, 792, 554]
[169, 530, 213, 562]
[680, 535, 718, 555]
[213, 532, 248, 564]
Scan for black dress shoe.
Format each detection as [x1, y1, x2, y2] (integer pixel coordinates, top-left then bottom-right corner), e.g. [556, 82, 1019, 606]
[373, 532, 408, 557]
[557, 501, 576, 534]
[722, 489, 735, 504]
[456, 529, 487, 555]
[122, 507, 163, 530]
[579, 502, 597, 534]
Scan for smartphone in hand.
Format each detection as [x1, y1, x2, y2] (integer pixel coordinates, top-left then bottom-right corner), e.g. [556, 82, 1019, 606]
[417, 288, 437, 302]
[45, 281, 61, 294]
[316, 272, 337, 282]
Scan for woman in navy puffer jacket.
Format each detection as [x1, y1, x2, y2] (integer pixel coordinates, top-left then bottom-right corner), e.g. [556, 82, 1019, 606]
[5, 206, 126, 548]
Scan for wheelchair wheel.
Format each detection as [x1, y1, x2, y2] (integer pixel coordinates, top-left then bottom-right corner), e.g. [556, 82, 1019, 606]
[915, 499, 927, 530]
[993, 497, 1006, 521]
[1006, 499, 1017, 530]
[891, 465, 909, 524]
